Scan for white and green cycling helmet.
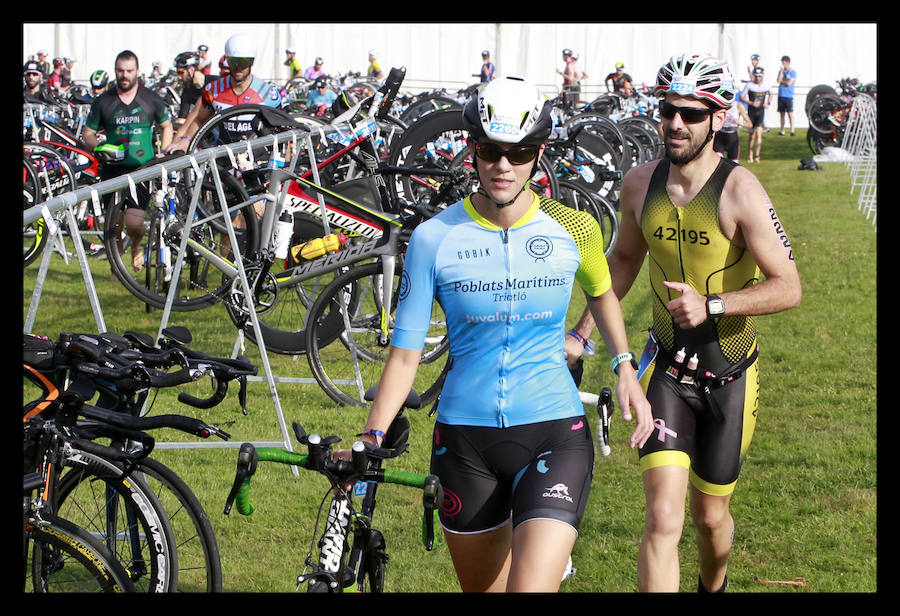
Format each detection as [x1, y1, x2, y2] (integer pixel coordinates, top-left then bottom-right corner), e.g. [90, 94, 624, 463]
[654, 53, 737, 108]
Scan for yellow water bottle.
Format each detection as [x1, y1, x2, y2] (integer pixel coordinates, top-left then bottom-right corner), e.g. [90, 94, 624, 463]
[291, 232, 349, 263]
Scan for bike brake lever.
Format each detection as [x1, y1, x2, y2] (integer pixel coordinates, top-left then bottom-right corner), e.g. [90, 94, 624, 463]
[421, 474, 442, 551]
[224, 442, 257, 515]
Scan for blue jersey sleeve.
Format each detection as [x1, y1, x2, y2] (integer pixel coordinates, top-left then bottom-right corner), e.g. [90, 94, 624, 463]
[391, 222, 441, 350]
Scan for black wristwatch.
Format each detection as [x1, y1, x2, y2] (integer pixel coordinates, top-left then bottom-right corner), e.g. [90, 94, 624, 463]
[706, 294, 725, 318]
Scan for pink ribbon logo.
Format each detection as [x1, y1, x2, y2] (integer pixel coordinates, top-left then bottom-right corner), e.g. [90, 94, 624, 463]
[653, 418, 677, 443]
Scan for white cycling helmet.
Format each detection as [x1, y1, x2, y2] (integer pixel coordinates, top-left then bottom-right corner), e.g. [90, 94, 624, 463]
[462, 76, 553, 146]
[654, 53, 736, 108]
[225, 33, 257, 60]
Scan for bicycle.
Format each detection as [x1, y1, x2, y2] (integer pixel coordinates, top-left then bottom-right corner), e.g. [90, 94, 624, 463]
[224, 388, 443, 592]
[23, 472, 137, 592]
[24, 327, 249, 592]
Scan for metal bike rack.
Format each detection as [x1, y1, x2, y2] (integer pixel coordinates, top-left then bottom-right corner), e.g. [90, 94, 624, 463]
[23, 124, 375, 462]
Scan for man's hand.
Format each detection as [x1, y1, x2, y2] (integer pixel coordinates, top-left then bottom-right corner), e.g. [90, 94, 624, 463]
[662, 281, 709, 328]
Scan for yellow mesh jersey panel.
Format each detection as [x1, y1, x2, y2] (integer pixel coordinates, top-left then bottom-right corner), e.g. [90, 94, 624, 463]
[539, 196, 612, 297]
[640, 159, 760, 366]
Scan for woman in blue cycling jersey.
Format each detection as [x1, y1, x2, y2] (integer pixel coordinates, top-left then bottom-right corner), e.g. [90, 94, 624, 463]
[354, 77, 653, 592]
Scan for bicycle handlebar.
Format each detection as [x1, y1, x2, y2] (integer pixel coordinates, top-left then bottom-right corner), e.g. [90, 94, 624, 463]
[224, 437, 442, 551]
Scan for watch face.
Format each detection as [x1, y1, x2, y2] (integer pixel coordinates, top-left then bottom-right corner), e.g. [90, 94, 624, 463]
[708, 298, 725, 316]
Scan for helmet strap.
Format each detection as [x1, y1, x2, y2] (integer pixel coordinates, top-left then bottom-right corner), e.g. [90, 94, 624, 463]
[473, 155, 538, 208]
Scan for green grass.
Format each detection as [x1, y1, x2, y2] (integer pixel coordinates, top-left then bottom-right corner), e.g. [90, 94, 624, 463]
[23, 129, 876, 593]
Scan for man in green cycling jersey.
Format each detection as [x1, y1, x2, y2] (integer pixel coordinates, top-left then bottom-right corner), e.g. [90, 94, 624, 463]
[566, 53, 801, 593]
[82, 50, 173, 270]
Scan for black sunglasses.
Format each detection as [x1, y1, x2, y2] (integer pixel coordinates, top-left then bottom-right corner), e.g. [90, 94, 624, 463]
[472, 141, 539, 165]
[659, 101, 715, 124]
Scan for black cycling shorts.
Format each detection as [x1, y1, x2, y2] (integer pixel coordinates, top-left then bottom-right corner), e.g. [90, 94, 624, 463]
[431, 416, 594, 534]
[636, 337, 760, 496]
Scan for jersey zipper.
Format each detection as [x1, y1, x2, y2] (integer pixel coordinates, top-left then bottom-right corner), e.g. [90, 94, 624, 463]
[498, 228, 512, 427]
[674, 207, 687, 284]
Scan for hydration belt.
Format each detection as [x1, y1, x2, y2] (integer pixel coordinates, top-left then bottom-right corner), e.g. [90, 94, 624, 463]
[649, 329, 760, 422]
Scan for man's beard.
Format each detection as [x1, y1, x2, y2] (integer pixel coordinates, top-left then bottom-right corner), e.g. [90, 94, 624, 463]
[117, 77, 137, 92]
[664, 128, 709, 166]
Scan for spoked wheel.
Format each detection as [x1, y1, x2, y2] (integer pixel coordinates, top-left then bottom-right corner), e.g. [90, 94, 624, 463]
[305, 261, 449, 407]
[104, 162, 260, 311]
[555, 179, 619, 257]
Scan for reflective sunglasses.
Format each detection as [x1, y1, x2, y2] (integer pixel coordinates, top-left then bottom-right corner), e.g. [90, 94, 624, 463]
[659, 101, 715, 124]
[472, 141, 539, 165]
[227, 57, 254, 72]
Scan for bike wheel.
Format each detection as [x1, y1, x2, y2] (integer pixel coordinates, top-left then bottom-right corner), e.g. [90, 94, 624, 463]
[25, 513, 137, 593]
[388, 108, 473, 207]
[360, 530, 387, 593]
[23, 157, 47, 267]
[53, 452, 178, 592]
[132, 457, 222, 592]
[306, 261, 450, 407]
[563, 112, 633, 173]
[104, 163, 260, 311]
[806, 94, 847, 134]
[556, 180, 619, 257]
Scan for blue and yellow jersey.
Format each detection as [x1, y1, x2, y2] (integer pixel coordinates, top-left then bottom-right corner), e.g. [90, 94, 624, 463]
[394, 192, 610, 427]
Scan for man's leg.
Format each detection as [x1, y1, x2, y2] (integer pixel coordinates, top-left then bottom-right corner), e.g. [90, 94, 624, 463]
[690, 487, 733, 593]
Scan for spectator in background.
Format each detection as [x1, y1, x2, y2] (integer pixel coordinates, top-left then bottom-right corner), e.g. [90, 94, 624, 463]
[557, 48, 583, 106]
[218, 55, 230, 77]
[475, 50, 495, 82]
[60, 57, 75, 89]
[197, 44, 211, 75]
[367, 50, 384, 80]
[36, 50, 51, 77]
[148, 60, 164, 85]
[775, 55, 796, 136]
[284, 48, 302, 80]
[746, 53, 761, 81]
[47, 58, 66, 92]
[304, 57, 326, 81]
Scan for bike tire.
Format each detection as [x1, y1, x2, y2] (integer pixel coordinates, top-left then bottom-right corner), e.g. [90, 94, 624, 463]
[806, 94, 847, 134]
[305, 261, 450, 407]
[104, 162, 260, 311]
[23, 157, 46, 267]
[562, 112, 633, 173]
[53, 451, 179, 593]
[25, 513, 137, 593]
[555, 180, 618, 257]
[132, 456, 223, 592]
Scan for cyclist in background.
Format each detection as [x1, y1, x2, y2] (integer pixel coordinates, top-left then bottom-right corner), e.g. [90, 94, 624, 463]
[165, 33, 283, 152]
[367, 50, 384, 80]
[24, 61, 58, 104]
[739, 67, 771, 163]
[303, 57, 326, 81]
[173, 51, 215, 128]
[474, 50, 495, 82]
[197, 44, 211, 75]
[89, 69, 110, 98]
[81, 49, 173, 271]
[305, 77, 337, 115]
[351, 77, 652, 592]
[605, 62, 634, 97]
[565, 53, 801, 593]
[284, 48, 302, 80]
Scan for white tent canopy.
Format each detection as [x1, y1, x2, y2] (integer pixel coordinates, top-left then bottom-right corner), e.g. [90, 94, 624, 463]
[24, 22, 877, 129]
